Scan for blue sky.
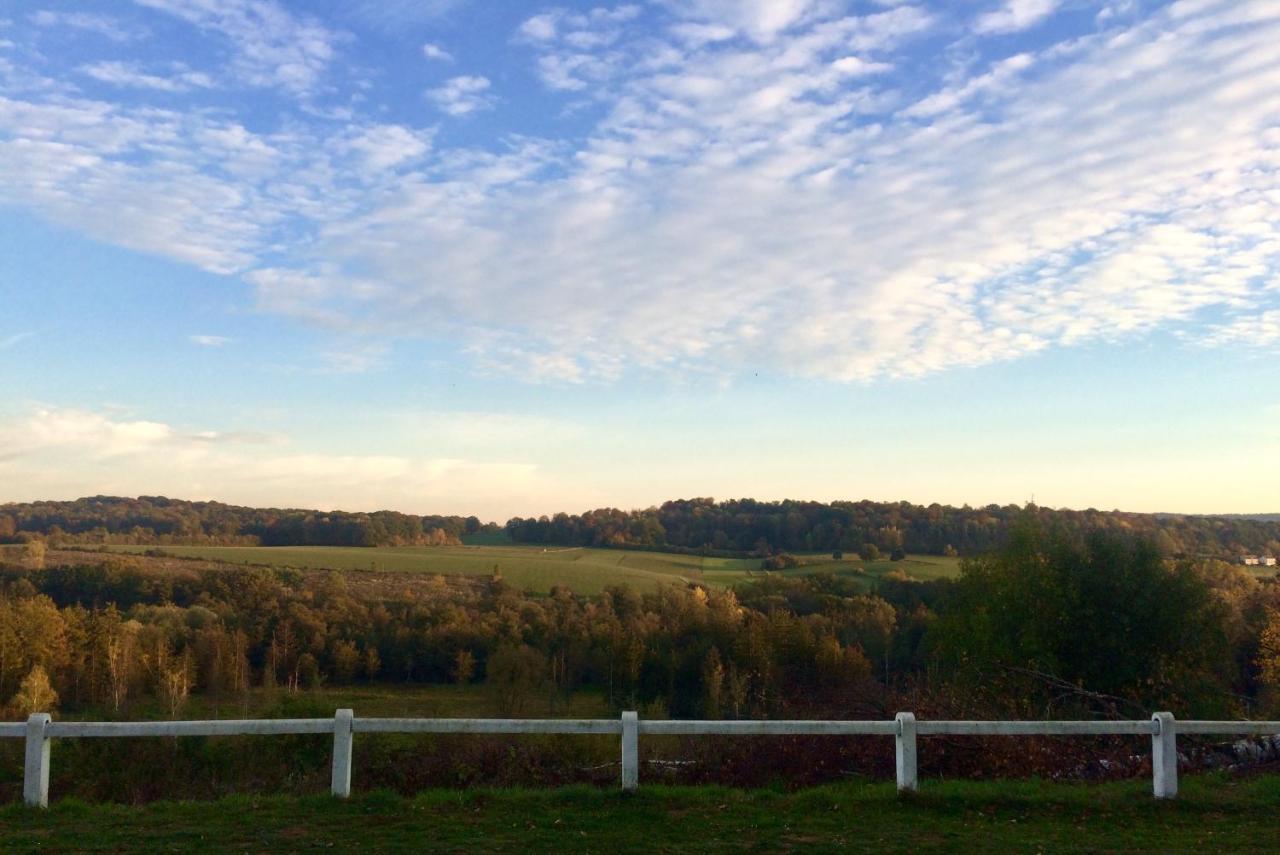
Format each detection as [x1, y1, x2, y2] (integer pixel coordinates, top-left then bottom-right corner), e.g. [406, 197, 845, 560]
[0, 0, 1277, 520]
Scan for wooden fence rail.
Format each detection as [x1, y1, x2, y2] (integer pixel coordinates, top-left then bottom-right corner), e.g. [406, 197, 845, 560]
[4, 711, 1278, 808]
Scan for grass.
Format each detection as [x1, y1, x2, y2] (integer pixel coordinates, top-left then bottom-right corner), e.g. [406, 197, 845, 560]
[102, 544, 962, 595]
[2, 774, 1277, 852]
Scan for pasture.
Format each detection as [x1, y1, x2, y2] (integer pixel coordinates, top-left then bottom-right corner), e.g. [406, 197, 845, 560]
[102, 544, 963, 595]
[3, 775, 1278, 852]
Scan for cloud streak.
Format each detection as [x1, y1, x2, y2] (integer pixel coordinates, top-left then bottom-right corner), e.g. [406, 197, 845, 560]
[426, 75, 494, 116]
[131, 0, 340, 94]
[30, 10, 141, 42]
[0, 407, 585, 518]
[975, 0, 1062, 35]
[81, 61, 214, 92]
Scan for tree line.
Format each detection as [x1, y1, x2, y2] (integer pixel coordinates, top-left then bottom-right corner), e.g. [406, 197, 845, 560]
[5, 496, 1279, 560]
[0, 496, 494, 548]
[505, 497, 1280, 559]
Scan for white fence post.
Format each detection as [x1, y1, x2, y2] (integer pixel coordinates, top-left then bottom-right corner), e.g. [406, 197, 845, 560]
[895, 712, 917, 793]
[331, 708, 354, 799]
[621, 710, 638, 792]
[1151, 712, 1177, 799]
[23, 713, 51, 808]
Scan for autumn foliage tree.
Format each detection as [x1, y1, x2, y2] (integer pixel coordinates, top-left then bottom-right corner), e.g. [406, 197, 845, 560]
[934, 516, 1233, 717]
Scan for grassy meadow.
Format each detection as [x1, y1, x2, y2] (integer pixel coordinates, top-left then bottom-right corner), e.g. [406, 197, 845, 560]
[102, 543, 962, 595]
[3, 775, 1278, 853]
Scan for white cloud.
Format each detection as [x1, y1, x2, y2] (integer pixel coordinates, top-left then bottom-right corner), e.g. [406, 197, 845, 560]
[1200, 310, 1280, 349]
[30, 10, 139, 42]
[668, 22, 737, 47]
[902, 52, 1034, 117]
[426, 75, 493, 115]
[660, 0, 818, 42]
[339, 124, 432, 170]
[975, 0, 1062, 35]
[326, 1, 1280, 382]
[517, 5, 645, 91]
[0, 331, 34, 350]
[189, 334, 230, 346]
[422, 42, 453, 62]
[0, 406, 586, 519]
[518, 13, 560, 42]
[0, 98, 287, 273]
[2, 0, 1280, 387]
[831, 56, 893, 77]
[81, 61, 214, 92]
[0, 407, 174, 458]
[131, 0, 340, 94]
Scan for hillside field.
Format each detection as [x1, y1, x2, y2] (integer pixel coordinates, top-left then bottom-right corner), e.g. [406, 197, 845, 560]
[3, 775, 1278, 853]
[102, 544, 963, 595]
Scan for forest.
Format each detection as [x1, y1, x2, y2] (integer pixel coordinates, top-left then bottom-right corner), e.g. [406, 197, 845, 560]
[508, 498, 1280, 559]
[2, 521, 1278, 727]
[3, 516, 1280, 801]
[4, 495, 1280, 560]
[0, 496, 482, 548]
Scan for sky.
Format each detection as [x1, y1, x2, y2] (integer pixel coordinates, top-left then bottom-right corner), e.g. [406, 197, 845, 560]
[0, 0, 1278, 521]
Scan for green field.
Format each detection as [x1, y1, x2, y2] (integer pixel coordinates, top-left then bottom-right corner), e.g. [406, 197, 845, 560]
[2, 775, 1277, 852]
[103, 544, 963, 595]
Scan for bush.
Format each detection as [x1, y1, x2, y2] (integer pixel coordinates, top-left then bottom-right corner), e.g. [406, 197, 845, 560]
[763, 553, 800, 571]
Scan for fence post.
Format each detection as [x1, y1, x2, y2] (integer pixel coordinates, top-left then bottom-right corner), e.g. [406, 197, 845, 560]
[895, 712, 918, 793]
[621, 710, 638, 792]
[331, 708, 354, 799]
[1151, 712, 1177, 799]
[23, 713, 51, 808]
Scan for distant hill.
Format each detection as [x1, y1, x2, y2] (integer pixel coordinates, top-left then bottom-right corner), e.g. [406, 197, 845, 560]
[506, 498, 1280, 560]
[0, 495, 494, 548]
[4, 495, 1279, 559]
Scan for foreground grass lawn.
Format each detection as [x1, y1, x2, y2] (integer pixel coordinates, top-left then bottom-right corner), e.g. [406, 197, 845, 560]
[2, 775, 1277, 853]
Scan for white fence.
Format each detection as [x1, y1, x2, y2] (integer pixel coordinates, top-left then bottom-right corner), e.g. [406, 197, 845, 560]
[4, 711, 1279, 808]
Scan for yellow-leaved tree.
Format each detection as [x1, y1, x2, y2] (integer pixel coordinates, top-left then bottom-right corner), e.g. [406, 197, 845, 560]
[11, 664, 58, 716]
[1258, 607, 1280, 711]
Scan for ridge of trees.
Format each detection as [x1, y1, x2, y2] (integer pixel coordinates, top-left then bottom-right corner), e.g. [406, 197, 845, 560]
[506, 498, 1280, 559]
[4, 495, 1280, 560]
[0, 496, 492, 548]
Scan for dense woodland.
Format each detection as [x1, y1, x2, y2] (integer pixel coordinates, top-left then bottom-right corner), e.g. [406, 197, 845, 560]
[2, 522, 1278, 727]
[4, 496, 1280, 560]
[505, 498, 1280, 560]
[3, 517, 1280, 800]
[0, 496, 483, 548]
